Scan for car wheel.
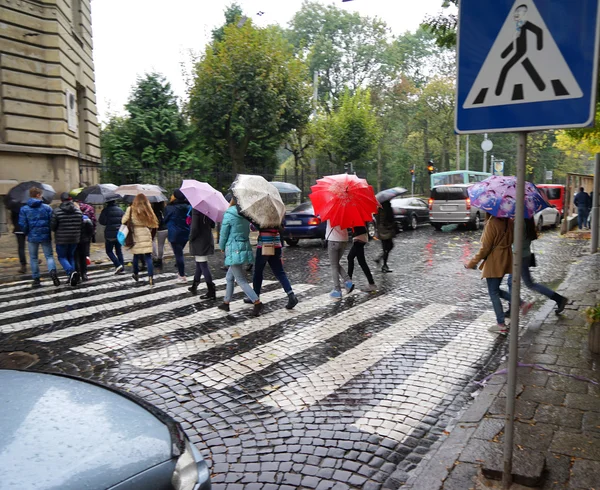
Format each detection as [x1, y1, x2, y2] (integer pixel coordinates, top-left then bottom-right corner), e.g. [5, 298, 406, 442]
[537, 216, 544, 232]
[408, 214, 418, 230]
[431, 223, 443, 231]
[553, 213, 561, 228]
[470, 213, 481, 231]
[285, 238, 299, 246]
[366, 221, 377, 239]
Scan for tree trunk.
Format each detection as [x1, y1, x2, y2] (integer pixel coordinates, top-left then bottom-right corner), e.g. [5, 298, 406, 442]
[377, 144, 382, 193]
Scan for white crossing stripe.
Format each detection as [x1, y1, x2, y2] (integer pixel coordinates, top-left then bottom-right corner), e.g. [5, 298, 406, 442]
[0, 269, 118, 295]
[0, 273, 177, 305]
[352, 311, 496, 442]
[259, 304, 457, 411]
[125, 288, 327, 369]
[0, 276, 183, 320]
[191, 295, 407, 390]
[30, 279, 275, 342]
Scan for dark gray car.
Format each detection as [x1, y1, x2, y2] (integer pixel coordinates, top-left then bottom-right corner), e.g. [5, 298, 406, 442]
[0, 369, 211, 490]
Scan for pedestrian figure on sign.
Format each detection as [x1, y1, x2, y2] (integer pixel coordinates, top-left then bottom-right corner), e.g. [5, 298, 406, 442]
[19, 187, 60, 288]
[496, 4, 545, 97]
[574, 187, 591, 230]
[507, 218, 568, 315]
[122, 194, 159, 286]
[51, 193, 82, 286]
[217, 198, 264, 316]
[347, 225, 376, 292]
[375, 201, 396, 273]
[99, 199, 125, 274]
[163, 189, 190, 283]
[248, 225, 298, 309]
[188, 209, 217, 300]
[326, 220, 354, 300]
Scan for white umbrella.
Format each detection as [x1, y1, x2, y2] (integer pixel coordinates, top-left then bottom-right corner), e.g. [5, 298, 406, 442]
[114, 184, 165, 197]
[231, 175, 286, 228]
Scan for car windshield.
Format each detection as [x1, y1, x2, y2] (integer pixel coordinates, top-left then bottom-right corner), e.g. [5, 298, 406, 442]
[431, 187, 469, 200]
[292, 202, 314, 213]
[544, 188, 561, 200]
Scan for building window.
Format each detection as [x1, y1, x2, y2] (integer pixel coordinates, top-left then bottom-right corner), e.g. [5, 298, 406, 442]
[76, 84, 87, 155]
[72, 0, 82, 35]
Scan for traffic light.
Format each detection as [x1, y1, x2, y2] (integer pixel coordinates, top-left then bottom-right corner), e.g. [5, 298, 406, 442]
[343, 162, 350, 173]
[410, 168, 415, 176]
[427, 161, 435, 175]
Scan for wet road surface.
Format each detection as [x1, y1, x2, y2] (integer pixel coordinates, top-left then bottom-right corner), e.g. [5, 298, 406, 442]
[0, 224, 586, 489]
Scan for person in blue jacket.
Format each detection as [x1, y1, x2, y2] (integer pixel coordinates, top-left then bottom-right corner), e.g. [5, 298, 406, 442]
[18, 187, 60, 288]
[99, 199, 125, 274]
[163, 189, 190, 282]
[218, 199, 263, 316]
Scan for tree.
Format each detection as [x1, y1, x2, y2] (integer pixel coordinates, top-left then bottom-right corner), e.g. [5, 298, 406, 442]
[189, 21, 311, 174]
[421, 0, 458, 48]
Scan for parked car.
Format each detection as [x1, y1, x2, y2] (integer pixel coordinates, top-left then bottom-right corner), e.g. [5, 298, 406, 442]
[536, 184, 566, 216]
[428, 184, 483, 231]
[534, 205, 561, 231]
[390, 197, 430, 230]
[0, 369, 211, 490]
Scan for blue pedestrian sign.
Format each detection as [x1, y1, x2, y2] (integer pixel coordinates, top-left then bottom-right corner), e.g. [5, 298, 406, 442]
[456, 0, 600, 133]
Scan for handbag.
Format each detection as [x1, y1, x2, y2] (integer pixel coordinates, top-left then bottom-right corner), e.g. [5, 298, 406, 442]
[262, 243, 275, 256]
[117, 224, 129, 246]
[125, 220, 135, 248]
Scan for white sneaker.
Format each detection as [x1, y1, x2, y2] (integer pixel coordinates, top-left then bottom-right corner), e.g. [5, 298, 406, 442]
[177, 275, 187, 283]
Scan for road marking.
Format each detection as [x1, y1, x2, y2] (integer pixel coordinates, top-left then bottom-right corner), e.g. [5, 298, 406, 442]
[191, 295, 407, 390]
[0, 269, 118, 294]
[351, 311, 496, 442]
[0, 276, 184, 320]
[125, 288, 327, 369]
[0, 273, 177, 305]
[259, 304, 456, 411]
[29, 279, 275, 341]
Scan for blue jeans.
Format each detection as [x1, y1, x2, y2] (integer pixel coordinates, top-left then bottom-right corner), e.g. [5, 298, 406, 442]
[578, 209, 589, 229]
[225, 264, 258, 303]
[133, 253, 153, 276]
[508, 256, 555, 300]
[253, 247, 292, 296]
[56, 243, 77, 276]
[486, 277, 512, 325]
[170, 241, 187, 276]
[28, 241, 56, 279]
[105, 240, 124, 268]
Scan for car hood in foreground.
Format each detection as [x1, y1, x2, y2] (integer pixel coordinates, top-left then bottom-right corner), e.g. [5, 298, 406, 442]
[0, 370, 172, 490]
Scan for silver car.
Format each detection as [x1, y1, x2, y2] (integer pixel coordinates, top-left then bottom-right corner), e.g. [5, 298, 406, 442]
[428, 184, 483, 231]
[0, 369, 211, 490]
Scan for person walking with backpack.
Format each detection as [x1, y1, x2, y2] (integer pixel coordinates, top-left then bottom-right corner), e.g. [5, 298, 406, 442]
[163, 190, 190, 282]
[188, 209, 217, 299]
[347, 225, 376, 292]
[51, 192, 82, 286]
[99, 199, 125, 274]
[248, 226, 298, 309]
[217, 199, 263, 316]
[19, 187, 60, 288]
[122, 194, 159, 285]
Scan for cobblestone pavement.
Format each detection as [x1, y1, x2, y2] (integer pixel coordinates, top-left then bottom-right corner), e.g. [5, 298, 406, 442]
[0, 225, 587, 489]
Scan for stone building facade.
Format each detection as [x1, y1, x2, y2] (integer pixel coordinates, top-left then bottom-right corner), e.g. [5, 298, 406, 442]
[0, 0, 100, 232]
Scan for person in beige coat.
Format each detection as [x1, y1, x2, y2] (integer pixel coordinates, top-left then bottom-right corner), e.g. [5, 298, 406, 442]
[122, 194, 158, 285]
[465, 215, 516, 333]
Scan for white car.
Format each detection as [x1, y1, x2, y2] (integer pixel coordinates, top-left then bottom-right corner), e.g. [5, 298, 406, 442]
[534, 205, 561, 231]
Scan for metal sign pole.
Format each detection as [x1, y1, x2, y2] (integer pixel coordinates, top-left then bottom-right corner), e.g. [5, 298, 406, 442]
[592, 154, 600, 253]
[503, 131, 527, 489]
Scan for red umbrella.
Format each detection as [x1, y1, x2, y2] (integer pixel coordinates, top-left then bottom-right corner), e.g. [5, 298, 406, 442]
[309, 174, 379, 229]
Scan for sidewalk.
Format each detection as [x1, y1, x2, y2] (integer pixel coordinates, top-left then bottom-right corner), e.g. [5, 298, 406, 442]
[394, 253, 600, 489]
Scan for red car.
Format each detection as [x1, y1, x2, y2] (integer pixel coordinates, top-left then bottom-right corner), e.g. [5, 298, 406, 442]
[537, 184, 565, 216]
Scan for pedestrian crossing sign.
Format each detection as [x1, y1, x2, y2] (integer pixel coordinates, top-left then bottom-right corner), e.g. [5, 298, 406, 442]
[456, 0, 600, 133]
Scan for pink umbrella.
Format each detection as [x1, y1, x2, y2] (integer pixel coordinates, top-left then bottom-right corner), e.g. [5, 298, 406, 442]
[180, 180, 229, 223]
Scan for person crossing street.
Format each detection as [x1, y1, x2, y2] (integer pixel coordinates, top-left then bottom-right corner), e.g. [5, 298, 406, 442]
[51, 193, 82, 286]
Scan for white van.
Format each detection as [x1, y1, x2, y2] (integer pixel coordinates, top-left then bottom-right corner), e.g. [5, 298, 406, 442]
[428, 184, 483, 231]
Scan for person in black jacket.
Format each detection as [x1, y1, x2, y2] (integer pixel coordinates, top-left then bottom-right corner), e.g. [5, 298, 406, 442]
[10, 203, 27, 274]
[76, 214, 94, 281]
[51, 192, 82, 286]
[151, 202, 167, 268]
[188, 209, 216, 298]
[99, 200, 125, 274]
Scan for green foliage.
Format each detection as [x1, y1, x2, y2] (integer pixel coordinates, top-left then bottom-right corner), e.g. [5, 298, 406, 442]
[421, 1, 458, 48]
[212, 3, 244, 43]
[189, 21, 311, 174]
[585, 305, 600, 323]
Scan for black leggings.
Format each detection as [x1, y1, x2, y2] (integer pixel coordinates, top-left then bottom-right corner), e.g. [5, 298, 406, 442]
[381, 239, 394, 266]
[194, 261, 214, 284]
[76, 241, 90, 277]
[348, 241, 374, 285]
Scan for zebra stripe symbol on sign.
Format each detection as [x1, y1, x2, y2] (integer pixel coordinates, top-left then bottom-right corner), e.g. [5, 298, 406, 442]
[463, 0, 583, 109]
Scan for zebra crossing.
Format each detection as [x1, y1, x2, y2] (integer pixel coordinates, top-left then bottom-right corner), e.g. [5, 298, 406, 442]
[0, 267, 503, 459]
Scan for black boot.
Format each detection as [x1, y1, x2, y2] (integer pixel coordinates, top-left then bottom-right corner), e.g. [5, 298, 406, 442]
[49, 269, 60, 287]
[286, 292, 298, 310]
[553, 294, 569, 314]
[200, 282, 216, 300]
[188, 280, 199, 295]
[19, 263, 26, 274]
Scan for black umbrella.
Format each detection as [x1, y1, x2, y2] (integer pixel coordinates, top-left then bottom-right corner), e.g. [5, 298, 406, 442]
[74, 184, 120, 204]
[5, 181, 56, 209]
[121, 193, 168, 204]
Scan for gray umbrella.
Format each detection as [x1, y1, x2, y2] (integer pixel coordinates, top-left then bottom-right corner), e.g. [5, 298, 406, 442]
[270, 181, 302, 194]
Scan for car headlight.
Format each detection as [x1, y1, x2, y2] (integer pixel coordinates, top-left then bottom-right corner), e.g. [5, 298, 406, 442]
[172, 439, 199, 490]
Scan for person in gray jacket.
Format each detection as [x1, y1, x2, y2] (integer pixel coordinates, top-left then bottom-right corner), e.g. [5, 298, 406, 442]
[188, 209, 217, 299]
[51, 192, 82, 286]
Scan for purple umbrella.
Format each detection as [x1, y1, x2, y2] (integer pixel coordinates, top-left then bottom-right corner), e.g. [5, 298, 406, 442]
[467, 175, 550, 219]
[180, 180, 229, 223]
